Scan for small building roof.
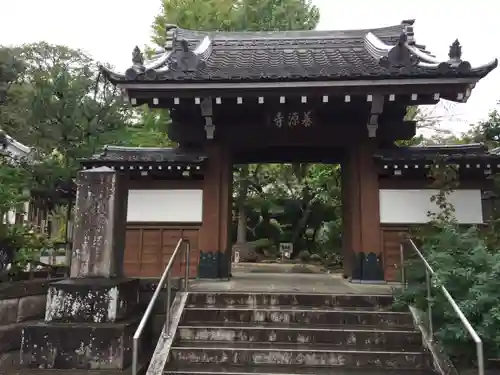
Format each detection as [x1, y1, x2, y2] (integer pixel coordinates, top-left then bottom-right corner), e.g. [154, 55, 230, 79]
[374, 143, 500, 179]
[0, 131, 33, 160]
[81, 145, 207, 172]
[374, 143, 500, 162]
[102, 20, 497, 85]
[88, 145, 206, 163]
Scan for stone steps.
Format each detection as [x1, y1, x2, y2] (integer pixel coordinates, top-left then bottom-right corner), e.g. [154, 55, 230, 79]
[176, 325, 423, 350]
[165, 364, 433, 375]
[187, 293, 394, 309]
[163, 293, 431, 374]
[168, 342, 430, 368]
[182, 306, 414, 328]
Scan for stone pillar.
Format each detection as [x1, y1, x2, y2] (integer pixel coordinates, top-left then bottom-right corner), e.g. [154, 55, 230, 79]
[342, 139, 383, 282]
[20, 167, 143, 371]
[70, 166, 128, 278]
[198, 142, 233, 279]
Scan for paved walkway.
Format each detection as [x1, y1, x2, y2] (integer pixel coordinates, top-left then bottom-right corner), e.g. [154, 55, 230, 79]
[190, 263, 395, 295]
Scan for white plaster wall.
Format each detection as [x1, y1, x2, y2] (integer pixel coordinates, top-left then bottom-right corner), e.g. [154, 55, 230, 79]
[127, 189, 203, 222]
[379, 189, 483, 224]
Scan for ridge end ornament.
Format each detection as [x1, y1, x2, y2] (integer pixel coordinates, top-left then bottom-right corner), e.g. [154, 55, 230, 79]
[446, 39, 471, 73]
[448, 39, 462, 63]
[132, 46, 145, 67]
[380, 32, 418, 69]
[125, 46, 146, 79]
[168, 39, 202, 72]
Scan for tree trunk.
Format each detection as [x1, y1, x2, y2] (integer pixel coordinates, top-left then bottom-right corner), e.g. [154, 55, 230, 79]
[236, 204, 247, 243]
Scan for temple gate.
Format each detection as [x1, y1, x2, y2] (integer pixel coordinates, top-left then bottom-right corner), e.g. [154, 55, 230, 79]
[98, 20, 497, 282]
[17, 19, 499, 373]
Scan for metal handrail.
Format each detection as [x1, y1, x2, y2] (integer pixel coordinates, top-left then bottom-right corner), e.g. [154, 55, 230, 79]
[400, 239, 484, 375]
[131, 238, 190, 375]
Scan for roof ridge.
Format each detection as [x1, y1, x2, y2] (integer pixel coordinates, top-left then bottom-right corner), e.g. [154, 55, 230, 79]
[176, 24, 404, 41]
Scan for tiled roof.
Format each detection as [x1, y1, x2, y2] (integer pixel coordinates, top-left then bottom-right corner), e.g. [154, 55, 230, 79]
[83, 146, 207, 164]
[102, 20, 497, 84]
[374, 144, 500, 162]
[0, 131, 33, 160]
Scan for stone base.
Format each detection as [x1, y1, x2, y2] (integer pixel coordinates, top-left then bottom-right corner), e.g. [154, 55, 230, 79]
[197, 251, 231, 279]
[45, 278, 139, 323]
[21, 318, 140, 370]
[350, 252, 385, 281]
[0, 321, 36, 352]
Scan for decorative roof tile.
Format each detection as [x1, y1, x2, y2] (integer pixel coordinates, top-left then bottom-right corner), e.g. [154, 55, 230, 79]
[102, 20, 497, 84]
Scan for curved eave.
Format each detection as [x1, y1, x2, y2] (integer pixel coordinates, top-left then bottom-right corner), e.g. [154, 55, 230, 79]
[365, 32, 498, 81]
[78, 146, 208, 168]
[100, 65, 126, 84]
[374, 154, 500, 164]
[100, 36, 213, 86]
[105, 68, 497, 85]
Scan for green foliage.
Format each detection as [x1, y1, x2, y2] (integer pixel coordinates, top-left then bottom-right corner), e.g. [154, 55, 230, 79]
[152, 0, 320, 45]
[0, 224, 53, 276]
[473, 108, 500, 148]
[249, 238, 274, 250]
[0, 47, 24, 100]
[394, 161, 500, 366]
[0, 157, 30, 222]
[232, 163, 342, 258]
[118, 108, 174, 147]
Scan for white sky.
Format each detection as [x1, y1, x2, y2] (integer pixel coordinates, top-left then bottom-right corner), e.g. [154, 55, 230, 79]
[1, 0, 498, 134]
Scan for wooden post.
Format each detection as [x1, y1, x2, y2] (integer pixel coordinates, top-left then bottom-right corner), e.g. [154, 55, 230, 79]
[198, 142, 233, 278]
[342, 139, 383, 282]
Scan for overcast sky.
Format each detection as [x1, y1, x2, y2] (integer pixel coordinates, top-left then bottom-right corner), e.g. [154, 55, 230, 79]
[1, 0, 498, 134]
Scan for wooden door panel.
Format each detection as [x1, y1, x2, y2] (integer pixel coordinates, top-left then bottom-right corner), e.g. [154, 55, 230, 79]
[382, 227, 408, 282]
[124, 225, 200, 278]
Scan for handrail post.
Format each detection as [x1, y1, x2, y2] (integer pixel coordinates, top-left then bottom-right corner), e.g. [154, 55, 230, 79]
[477, 340, 485, 375]
[399, 243, 406, 287]
[425, 268, 433, 341]
[132, 337, 138, 375]
[185, 241, 190, 293]
[164, 271, 171, 338]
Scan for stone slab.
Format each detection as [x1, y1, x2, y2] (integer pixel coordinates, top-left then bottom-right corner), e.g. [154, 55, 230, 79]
[0, 279, 59, 300]
[187, 293, 394, 309]
[189, 271, 394, 294]
[18, 295, 46, 322]
[169, 345, 431, 369]
[0, 320, 35, 352]
[0, 298, 19, 325]
[176, 326, 423, 350]
[45, 278, 139, 323]
[182, 307, 414, 328]
[20, 318, 140, 370]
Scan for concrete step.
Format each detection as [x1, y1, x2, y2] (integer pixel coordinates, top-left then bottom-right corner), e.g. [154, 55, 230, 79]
[176, 325, 423, 350]
[187, 293, 393, 309]
[182, 307, 414, 328]
[164, 364, 435, 374]
[167, 342, 431, 369]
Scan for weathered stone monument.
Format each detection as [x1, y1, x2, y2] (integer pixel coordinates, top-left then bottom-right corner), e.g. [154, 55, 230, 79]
[20, 167, 142, 370]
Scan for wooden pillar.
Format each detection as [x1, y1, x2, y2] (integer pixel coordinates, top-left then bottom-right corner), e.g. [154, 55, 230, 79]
[342, 139, 383, 282]
[341, 163, 352, 278]
[198, 141, 233, 278]
[70, 167, 128, 278]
